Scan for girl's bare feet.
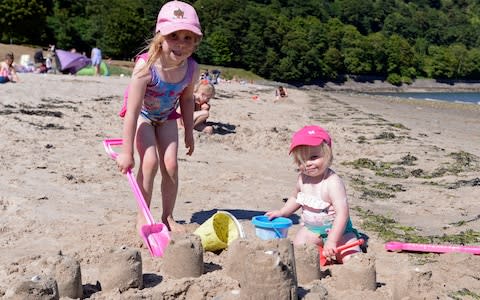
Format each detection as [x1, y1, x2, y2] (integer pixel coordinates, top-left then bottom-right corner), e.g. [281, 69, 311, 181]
[163, 216, 187, 233]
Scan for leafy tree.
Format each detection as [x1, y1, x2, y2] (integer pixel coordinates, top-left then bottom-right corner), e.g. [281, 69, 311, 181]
[85, 0, 150, 59]
[426, 45, 456, 78]
[332, 0, 376, 34]
[199, 29, 234, 66]
[0, 0, 48, 44]
[323, 47, 344, 79]
[385, 34, 416, 80]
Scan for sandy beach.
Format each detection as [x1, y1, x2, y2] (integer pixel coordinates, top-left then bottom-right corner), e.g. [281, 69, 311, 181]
[0, 73, 479, 299]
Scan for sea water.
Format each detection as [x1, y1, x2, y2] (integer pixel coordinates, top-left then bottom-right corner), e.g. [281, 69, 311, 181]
[374, 92, 480, 105]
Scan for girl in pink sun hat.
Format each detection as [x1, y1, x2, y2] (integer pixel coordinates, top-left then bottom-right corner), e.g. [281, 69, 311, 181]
[267, 125, 361, 264]
[116, 1, 202, 233]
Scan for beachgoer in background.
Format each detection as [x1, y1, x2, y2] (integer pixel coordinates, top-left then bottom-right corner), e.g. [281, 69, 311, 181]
[34, 49, 45, 65]
[211, 69, 221, 84]
[266, 125, 361, 263]
[91, 47, 102, 76]
[178, 80, 215, 134]
[45, 54, 53, 73]
[0, 52, 19, 83]
[116, 0, 202, 233]
[200, 69, 211, 82]
[275, 85, 288, 101]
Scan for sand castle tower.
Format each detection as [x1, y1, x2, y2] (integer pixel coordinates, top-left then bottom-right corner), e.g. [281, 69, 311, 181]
[162, 233, 204, 278]
[98, 246, 143, 292]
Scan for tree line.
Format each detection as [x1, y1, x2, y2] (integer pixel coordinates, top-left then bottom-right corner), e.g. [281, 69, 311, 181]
[2, 0, 480, 84]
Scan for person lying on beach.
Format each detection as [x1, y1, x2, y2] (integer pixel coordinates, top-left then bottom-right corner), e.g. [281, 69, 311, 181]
[0, 52, 19, 83]
[266, 125, 361, 264]
[275, 85, 288, 101]
[116, 0, 202, 233]
[178, 79, 215, 134]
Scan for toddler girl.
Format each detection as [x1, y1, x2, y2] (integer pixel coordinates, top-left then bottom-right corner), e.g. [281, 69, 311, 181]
[267, 125, 360, 263]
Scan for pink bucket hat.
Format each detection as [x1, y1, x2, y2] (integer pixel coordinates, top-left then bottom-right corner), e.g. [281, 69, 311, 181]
[289, 125, 332, 154]
[155, 1, 202, 36]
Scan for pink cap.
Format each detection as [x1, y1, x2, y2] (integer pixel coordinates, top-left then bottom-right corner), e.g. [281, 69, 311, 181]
[289, 125, 332, 154]
[155, 1, 202, 36]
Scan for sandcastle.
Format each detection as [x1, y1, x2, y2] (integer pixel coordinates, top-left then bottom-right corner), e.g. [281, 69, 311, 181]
[6, 224, 378, 299]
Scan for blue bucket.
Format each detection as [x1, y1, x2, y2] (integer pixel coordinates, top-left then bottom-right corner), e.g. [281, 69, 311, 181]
[251, 216, 293, 240]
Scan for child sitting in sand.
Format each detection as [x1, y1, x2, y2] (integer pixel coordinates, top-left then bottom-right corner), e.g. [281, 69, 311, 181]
[266, 125, 361, 263]
[0, 52, 19, 83]
[178, 79, 215, 134]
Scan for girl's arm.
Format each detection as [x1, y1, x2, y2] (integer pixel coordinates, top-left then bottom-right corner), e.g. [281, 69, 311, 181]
[266, 175, 302, 218]
[323, 174, 350, 255]
[117, 60, 150, 173]
[178, 62, 200, 156]
[10, 65, 19, 82]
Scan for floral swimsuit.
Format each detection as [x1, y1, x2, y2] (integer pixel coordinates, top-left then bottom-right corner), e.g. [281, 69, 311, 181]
[119, 54, 195, 125]
[296, 191, 356, 240]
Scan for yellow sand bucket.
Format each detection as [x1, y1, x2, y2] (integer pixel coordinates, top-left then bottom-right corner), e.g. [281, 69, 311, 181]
[194, 211, 245, 252]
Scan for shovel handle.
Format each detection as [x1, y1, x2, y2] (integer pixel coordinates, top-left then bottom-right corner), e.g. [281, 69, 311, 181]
[103, 138, 123, 159]
[336, 238, 364, 252]
[385, 241, 480, 255]
[103, 139, 156, 225]
[319, 239, 364, 266]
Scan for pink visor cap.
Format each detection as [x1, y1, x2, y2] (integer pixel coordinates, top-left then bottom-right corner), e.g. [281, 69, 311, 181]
[155, 1, 202, 36]
[289, 125, 332, 154]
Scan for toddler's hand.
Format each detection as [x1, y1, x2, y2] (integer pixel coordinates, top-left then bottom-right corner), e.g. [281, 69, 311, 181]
[265, 210, 282, 220]
[116, 153, 134, 174]
[200, 103, 210, 111]
[322, 239, 338, 262]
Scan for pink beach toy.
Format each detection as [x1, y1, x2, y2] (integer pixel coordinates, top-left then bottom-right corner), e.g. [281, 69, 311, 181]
[318, 239, 364, 266]
[103, 138, 170, 257]
[385, 241, 480, 255]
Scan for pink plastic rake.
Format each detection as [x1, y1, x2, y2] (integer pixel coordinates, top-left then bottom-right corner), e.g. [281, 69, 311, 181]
[103, 138, 170, 257]
[385, 241, 480, 255]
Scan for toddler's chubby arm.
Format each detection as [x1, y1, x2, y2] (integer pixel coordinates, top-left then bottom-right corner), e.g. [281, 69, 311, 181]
[117, 59, 150, 174]
[322, 174, 350, 257]
[266, 176, 302, 219]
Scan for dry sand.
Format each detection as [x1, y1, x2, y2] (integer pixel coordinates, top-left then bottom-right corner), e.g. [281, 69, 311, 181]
[0, 72, 479, 299]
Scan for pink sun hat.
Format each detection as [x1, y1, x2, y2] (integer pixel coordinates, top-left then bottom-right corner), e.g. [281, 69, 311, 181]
[155, 1, 202, 36]
[289, 125, 332, 154]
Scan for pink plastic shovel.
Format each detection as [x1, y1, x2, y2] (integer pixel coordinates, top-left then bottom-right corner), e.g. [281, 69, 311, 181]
[385, 241, 480, 255]
[103, 138, 170, 257]
[318, 239, 364, 266]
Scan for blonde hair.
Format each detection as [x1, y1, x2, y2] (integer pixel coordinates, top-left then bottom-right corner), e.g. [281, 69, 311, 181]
[291, 142, 333, 168]
[136, 32, 201, 75]
[194, 80, 216, 97]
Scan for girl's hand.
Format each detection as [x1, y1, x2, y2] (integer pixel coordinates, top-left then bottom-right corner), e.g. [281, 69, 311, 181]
[184, 131, 194, 156]
[322, 239, 338, 262]
[116, 153, 135, 174]
[265, 210, 283, 220]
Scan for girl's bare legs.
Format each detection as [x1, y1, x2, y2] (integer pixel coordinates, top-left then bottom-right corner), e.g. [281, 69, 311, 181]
[155, 120, 185, 232]
[293, 226, 323, 246]
[135, 119, 159, 233]
[337, 232, 361, 263]
[193, 110, 213, 134]
[294, 227, 360, 263]
[193, 110, 209, 127]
